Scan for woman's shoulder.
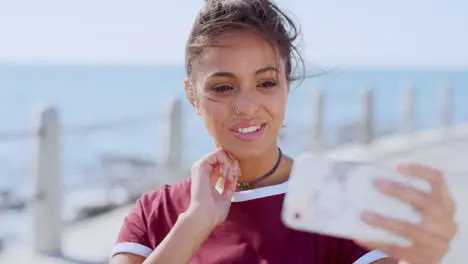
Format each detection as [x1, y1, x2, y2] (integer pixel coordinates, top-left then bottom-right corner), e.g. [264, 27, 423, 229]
[112, 177, 192, 256]
[137, 177, 192, 217]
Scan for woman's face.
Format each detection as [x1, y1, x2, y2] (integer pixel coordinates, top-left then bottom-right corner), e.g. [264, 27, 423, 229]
[186, 30, 290, 159]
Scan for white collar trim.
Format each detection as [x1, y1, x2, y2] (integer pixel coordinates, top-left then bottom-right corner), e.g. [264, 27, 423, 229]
[230, 181, 288, 202]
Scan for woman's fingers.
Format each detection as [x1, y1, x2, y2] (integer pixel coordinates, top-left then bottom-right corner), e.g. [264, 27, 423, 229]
[358, 163, 459, 264]
[202, 149, 234, 180]
[221, 160, 239, 196]
[375, 179, 436, 215]
[362, 212, 449, 250]
[191, 149, 236, 193]
[395, 163, 455, 213]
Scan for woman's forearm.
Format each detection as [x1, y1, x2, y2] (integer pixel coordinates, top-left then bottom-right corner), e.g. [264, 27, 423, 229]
[143, 208, 215, 264]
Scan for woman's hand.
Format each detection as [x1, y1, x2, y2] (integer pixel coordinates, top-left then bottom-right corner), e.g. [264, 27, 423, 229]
[187, 148, 240, 229]
[357, 163, 458, 264]
[134, 149, 239, 264]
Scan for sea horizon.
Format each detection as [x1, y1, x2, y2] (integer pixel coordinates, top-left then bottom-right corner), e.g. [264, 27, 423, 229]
[1, 65, 467, 191]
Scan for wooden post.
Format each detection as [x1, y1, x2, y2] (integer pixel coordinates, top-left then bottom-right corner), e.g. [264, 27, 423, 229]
[31, 105, 62, 255]
[361, 87, 374, 145]
[162, 97, 183, 178]
[439, 82, 453, 129]
[403, 85, 415, 134]
[312, 88, 324, 151]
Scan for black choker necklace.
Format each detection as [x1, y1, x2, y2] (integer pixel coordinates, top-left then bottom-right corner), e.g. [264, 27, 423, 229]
[236, 148, 283, 191]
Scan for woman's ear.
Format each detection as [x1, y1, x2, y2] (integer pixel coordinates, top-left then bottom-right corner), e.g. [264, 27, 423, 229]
[184, 78, 201, 115]
[184, 79, 195, 107]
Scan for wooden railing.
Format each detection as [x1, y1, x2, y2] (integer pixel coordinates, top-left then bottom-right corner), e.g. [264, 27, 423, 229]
[11, 83, 464, 255]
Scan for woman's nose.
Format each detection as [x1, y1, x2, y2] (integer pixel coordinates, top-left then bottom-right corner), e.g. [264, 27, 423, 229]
[233, 91, 259, 116]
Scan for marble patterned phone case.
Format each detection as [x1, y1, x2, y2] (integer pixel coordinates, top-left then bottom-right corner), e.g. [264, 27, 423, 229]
[282, 152, 430, 246]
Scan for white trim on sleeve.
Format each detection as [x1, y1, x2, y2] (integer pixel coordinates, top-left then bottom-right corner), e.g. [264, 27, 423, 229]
[111, 242, 153, 258]
[353, 249, 388, 264]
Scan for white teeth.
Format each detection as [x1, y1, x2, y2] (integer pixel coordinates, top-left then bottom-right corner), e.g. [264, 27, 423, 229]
[237, 125, 261, 134]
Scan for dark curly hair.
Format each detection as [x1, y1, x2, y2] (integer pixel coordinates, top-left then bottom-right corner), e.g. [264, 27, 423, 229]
[185, 0, 305, 84]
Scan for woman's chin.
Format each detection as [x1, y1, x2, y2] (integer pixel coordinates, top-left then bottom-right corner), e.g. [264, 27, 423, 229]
[221, 141, 274, 161]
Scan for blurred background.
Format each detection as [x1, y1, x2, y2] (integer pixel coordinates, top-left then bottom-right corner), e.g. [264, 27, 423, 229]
[0, 0, 467, 263]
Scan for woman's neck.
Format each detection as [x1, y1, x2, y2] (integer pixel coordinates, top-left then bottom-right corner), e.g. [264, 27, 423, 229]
[236, 147, 292, 187]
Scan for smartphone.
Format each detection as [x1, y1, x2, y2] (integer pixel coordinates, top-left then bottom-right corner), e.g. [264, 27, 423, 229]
[281, 152, 430, 246]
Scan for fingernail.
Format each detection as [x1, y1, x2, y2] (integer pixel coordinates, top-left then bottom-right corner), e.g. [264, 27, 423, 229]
[396, 163, 410, 171]
[375, 179, 392, 190]
[230, 167, 235, 181]
[362, 212, 377, 222]
[230, 167, 236, 180]
[223, 165, 228, 179]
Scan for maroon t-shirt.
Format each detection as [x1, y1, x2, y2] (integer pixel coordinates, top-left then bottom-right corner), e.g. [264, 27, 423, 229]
[112, 178, 387, 264]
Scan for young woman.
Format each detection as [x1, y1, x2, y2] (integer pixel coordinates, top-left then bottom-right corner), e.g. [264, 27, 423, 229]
[110, 1, 457, 263]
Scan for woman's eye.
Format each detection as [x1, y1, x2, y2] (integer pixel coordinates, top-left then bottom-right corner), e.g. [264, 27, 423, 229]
[258, 81, 278, 88]
[214, 85, 234, 93]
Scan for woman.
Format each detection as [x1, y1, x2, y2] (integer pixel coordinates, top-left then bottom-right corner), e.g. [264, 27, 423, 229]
[110, 0, 457, 263]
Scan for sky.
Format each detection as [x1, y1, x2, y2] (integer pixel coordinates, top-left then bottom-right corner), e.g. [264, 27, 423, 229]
[0, 0, 467, 67]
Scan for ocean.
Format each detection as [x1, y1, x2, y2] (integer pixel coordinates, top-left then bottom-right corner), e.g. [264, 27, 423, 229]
[0, 65, 467, 249]
[1, 65, 468, 191]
